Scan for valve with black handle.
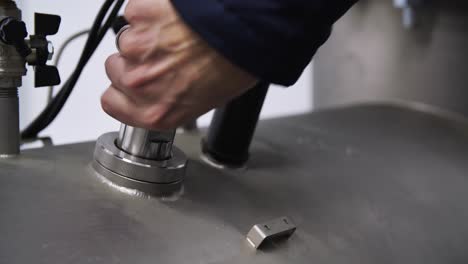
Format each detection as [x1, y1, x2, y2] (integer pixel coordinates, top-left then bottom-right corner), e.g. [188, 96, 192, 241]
[0, 0, 61, 157]
[0, 12, 61, 88]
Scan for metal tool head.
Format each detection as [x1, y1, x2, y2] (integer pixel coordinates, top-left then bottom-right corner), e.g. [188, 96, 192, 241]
[93, 130, 187, 197]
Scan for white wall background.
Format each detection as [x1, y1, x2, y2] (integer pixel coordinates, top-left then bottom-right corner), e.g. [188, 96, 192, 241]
[18, 0, 313, 145]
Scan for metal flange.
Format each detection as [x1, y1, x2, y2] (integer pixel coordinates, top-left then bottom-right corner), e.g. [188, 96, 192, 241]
[93, 132, 187, 196]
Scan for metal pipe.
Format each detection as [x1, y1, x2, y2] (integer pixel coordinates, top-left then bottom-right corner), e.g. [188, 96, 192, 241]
[116, 125, 175, 160]
[0, 1, 24, 157]
[0, 87, 19, 157]
[202, 82, 269, 168]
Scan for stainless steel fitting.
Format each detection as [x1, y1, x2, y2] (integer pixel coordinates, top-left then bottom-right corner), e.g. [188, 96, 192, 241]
[117, 125, 175, 161]
[93, 24, 187, 196]
[0, 0, 26, 157]
[93, 125, 188, 196]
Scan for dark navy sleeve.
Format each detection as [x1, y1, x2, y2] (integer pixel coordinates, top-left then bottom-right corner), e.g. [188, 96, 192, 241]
[171, 0, 358, 86]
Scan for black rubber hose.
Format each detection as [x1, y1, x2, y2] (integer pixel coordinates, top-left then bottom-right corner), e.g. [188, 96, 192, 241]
[202, 82, 269, 167]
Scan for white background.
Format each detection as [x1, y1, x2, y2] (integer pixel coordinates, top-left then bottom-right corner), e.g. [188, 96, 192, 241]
[17, 0, 313, 145]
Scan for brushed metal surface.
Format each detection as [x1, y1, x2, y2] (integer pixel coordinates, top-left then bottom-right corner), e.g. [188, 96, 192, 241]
[2, 104, 468, 263]
[117, 125, 175, 161]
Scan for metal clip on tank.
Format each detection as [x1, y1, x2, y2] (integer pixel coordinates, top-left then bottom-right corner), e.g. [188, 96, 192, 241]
[93, 125, 188, 196]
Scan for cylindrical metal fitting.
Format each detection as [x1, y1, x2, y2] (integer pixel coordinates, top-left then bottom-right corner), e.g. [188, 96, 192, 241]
[93, 132, 187, 196]
[117, 125, 175, 161]
[0, 87, 18, 156]
[0, 1, 26, 157]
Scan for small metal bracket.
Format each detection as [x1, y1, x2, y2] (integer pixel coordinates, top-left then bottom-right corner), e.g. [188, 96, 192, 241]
[246, 217, 297, 249]
[21, 136, 54, 148]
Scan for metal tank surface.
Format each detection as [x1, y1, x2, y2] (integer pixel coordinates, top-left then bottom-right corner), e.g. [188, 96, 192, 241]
[2, 104, 468, 263]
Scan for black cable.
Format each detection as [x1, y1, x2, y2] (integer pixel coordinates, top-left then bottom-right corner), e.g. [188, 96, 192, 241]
[22, 0, 125, 139]
[22, 0, 115, 139]
[49, 0, 124, 118]
[47, 29, 90, 103]
[112, 16, 128, 34]
[52, 0, 125, 108]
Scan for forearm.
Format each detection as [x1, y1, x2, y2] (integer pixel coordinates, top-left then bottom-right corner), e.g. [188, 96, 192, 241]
[171, 0, 358, 86]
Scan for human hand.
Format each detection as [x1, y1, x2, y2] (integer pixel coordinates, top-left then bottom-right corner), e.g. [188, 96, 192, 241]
[102, 0, 258, 130]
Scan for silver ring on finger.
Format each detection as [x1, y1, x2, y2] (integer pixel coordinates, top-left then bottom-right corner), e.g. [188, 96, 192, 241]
[115, 24, 131, 53]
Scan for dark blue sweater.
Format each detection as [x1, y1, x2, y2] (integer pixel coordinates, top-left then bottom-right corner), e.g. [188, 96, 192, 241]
[171, 0, 358, 86]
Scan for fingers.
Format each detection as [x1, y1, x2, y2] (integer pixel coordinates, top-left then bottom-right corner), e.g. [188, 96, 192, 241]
[121, 0, 185, 61]
[120, 1, 165, 61]
[105, 54, 132, 93]
[101, 85, 176, 130]
[117, 26, 157, 61]
[124, 0, 168, 24]
[105, 53, 172, 103]
[105, 54, 142, 91]
[101, 86, 140, 127]
[105, 53, 150, 104]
